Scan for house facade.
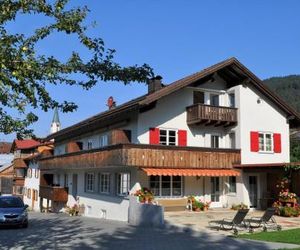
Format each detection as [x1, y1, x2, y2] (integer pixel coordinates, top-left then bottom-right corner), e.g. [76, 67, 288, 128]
[22, 142, 53, 211]
[39, 58, 300, 222]
[11, 139, 41, 198]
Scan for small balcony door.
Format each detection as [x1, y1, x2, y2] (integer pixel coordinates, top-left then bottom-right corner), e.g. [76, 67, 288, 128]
[249, 176, 258, 208]
[211, 177, 221, 207]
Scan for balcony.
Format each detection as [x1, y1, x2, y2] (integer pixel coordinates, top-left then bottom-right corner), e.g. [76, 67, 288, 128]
[186, 104, 237, 127]
[39, 186, 68, 202]
[39, 144, 241, 170]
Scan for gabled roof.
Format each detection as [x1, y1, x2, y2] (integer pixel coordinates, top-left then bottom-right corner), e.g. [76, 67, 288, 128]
[47, 57, 300, 140]
[11, 139, 41, 152]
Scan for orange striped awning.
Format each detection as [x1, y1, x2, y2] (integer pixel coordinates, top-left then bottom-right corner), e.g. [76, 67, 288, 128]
[142, 168, 240, 177]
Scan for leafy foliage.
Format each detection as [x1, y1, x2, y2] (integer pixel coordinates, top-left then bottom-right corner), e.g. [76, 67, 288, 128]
[0, 0, 153, 138]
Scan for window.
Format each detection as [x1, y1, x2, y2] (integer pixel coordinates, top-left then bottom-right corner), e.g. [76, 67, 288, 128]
[99, 173, 110, 194]
[211, 135, 219, 148]
[117, 173, 130, 196]
[159, 129, 177, 146]
[14, 186, 23, 195]
[149, 176, 183, 197]
[193, 91, 204, 104]
[259, 132, 273, 152]
[55, 174, 61, 186]
[27, 188, 31, 199]
[99, 134, 108, 147]
[33, 190, 38, 201]
[229, 176, 237, 193]
[87, 140, 93, 150]
[229, 133, 235, 149]
[85, 173, 95, 192]
[149, 176, 160, 196]
[15, 168, 25, 178]
[35, 169, 39, 179]
[211, 94, 219, 106]
[64, 174, 69, 187]
[229, 93, 235, 108]
[27, 168, 32, 178]
[161, 176, 171, 196]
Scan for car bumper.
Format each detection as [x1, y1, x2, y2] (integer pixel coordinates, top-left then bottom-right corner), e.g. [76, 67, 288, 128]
[0, 218, 28, 226]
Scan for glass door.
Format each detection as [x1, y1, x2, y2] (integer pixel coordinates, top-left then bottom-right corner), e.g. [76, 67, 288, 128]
[211, 177, 220, 202]
[249, 176, 258, 208]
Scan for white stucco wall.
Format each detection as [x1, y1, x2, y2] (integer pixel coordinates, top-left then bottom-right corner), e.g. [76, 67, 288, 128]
[54, 167, 138, 222]
[237, 85, 290, 164]
[23, 161, 40, 211]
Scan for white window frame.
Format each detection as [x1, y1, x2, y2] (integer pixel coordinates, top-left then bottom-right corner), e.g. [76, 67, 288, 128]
[211, 134, 220, 148]
[149, 176, 183, 197]
[85, 172, 95, 193]
[99, 173, 110, 194]
[87, 140, 93, 150]
[99, 134, 109, 148]
[117, 173, 130, 196]
[159, 128, 177, 146]
[258, 132, 273, 153]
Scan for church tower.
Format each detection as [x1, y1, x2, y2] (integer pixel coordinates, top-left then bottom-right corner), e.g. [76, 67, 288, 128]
[50, 107, 61, 134]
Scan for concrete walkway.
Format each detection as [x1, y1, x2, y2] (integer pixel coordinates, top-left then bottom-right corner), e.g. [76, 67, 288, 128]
[0, 212, 299, 249]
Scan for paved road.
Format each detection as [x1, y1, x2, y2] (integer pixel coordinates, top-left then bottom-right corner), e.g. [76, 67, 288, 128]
[0, 212, 299, 250]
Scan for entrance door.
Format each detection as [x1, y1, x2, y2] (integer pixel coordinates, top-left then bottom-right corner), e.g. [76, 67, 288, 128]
[249, 176, 258, 208]
[72, 174, 78, 198]
[211, 177, 221, 207]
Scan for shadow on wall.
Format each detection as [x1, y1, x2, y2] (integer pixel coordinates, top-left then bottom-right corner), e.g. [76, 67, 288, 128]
[0, 213, 282, 250]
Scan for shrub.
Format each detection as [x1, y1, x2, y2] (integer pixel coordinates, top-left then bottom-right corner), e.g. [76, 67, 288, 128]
[231, 203, 248, 210]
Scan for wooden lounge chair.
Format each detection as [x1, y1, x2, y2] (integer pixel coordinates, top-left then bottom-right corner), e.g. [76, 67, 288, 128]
[209, 209, 249, 235]
[246, 207, 282, 233]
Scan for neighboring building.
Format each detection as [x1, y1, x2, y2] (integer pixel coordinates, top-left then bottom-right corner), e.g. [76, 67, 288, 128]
[39, 58, 300, 222]
[0, 142, 13, 167]
[0, 142, 13, 194]
[23, 142, 53, 211]
[0, 164, 14, 194]
[11, 139, 41, 198]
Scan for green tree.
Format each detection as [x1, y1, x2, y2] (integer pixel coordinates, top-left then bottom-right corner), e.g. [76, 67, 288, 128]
[0, 0, 153, 138]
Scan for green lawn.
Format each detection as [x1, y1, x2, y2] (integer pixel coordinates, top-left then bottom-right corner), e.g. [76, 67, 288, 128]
[238, 228, 300, 246]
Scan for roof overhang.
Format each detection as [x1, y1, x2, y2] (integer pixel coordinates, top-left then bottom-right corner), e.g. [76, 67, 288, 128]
[142, 168, 240, 176]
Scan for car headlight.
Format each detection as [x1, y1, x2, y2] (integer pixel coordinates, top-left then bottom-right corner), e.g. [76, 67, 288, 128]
[19, 211, 27, 218]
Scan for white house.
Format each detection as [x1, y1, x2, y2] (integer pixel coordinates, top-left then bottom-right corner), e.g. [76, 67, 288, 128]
[38, 58, 300, 221]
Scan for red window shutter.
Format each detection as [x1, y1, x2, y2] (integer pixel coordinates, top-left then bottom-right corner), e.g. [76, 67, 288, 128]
[250, 131, 259, 152]
[178, 130, 187, 146]
[273, 133, 282, 153]
[149, 128, 160, 145]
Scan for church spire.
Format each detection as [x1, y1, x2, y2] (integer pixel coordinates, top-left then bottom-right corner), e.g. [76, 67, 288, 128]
[50, 107, 61, 134]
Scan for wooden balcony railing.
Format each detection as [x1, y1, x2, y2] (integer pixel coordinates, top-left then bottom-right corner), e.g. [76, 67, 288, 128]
[186, 104, 238, 127]
[39, 186, 68, 202]
[39, 144, 241, 170]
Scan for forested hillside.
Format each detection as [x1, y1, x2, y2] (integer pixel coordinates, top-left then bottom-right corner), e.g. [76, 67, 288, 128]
[263, 75, 300, 112]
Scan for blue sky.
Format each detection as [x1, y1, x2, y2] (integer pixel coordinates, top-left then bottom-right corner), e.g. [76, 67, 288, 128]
[1, 0, 300, 142]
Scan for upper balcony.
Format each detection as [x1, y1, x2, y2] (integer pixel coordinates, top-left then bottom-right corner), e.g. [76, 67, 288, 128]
[39, 144, 241, 171]
[186, 103, 238, 127]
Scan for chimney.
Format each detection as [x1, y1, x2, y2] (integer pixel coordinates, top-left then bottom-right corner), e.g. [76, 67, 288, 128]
[148, 75, 163, 94]
[107, 96, 116, 110]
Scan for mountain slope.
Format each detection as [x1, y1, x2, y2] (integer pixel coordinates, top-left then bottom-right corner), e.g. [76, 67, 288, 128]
[263, 75, 300, 112]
